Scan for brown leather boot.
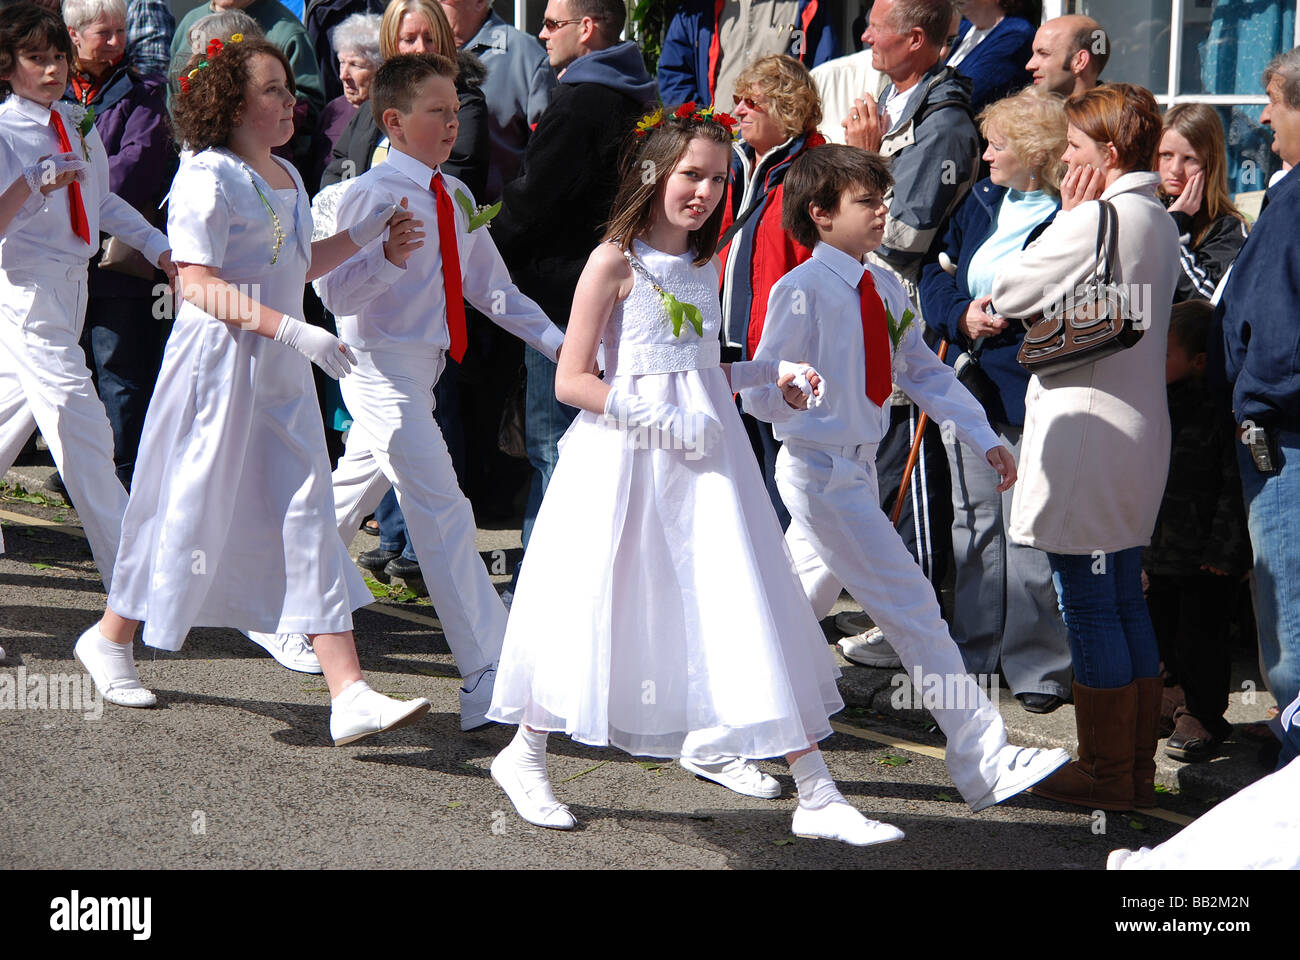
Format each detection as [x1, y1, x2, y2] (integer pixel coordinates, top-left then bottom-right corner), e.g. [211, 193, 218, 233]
[1132, 677, 1163, 808]
[1029, 681, 1136, 811]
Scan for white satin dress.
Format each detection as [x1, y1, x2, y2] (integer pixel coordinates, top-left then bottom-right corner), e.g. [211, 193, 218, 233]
[108, 148, 370, 651]
[488, 239, 843, 759]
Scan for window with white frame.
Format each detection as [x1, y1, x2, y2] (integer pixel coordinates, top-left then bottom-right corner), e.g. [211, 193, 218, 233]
[1058, 0, 1299, 193]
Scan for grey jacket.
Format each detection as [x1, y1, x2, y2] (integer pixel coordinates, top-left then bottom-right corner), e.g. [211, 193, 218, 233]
[877, 63, 980, 289]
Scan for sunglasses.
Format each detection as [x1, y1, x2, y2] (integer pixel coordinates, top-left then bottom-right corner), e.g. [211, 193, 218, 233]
[542, 16, 583, 30]
[732, 94, 768, 111]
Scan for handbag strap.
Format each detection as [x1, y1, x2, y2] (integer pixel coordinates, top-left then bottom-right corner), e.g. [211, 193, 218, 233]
[1095, 199, 1119, 286]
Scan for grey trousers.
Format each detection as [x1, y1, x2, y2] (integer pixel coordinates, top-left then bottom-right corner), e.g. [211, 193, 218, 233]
[944, 423, 1072, 698]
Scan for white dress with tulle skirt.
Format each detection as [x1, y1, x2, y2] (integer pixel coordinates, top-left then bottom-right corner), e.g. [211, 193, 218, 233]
[487, 239, 843, 759]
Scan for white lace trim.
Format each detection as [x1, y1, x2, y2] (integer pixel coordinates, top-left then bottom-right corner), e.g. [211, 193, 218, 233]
[606, 340, 720, 376]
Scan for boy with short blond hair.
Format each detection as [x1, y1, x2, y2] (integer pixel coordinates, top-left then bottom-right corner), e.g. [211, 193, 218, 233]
[741, 144, 1069, 811]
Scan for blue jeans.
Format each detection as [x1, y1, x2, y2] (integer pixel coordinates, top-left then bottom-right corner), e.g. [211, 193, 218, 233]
[79, 295, 164, 490]
[373, 356, 466, 563]
[1236, 429, 1300, 716]
[520, 344, 578, 550]
[1048, 547, 1160, 689]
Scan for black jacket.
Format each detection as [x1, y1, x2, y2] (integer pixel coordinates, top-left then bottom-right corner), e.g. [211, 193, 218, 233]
[491, 42, 656, 326]
[321, 50, 490, 198]
[1169, 207, 1248, 303]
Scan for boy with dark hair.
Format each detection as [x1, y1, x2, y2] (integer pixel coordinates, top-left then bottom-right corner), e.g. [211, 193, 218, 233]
[741, 143, 1069, 811]
[1145, 299, 1251, 762]
[317, 52, 565, 731]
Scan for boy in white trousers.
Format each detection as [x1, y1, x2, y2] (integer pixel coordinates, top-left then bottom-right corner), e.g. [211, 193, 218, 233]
[741, 145, 1069, 812]
[0, 5, 172, 590]
[317, 53, 565, 730]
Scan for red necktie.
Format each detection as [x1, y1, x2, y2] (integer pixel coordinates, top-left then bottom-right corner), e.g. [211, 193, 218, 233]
[429, 172, 467, 363]
[49, 110, 91, 246]
[858, 270, 892, 407]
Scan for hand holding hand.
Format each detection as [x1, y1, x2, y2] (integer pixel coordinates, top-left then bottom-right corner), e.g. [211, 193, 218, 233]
[986, 445, 1017, 492]
[24, 152, 88, 196]
[156, 250, 178, 285]
[347, 201, 399, 247]
[382, 197, 424, 267]
[274, 315, 357, 379]
[777, 360, 825, 409]
[958, 295, 1007, 340]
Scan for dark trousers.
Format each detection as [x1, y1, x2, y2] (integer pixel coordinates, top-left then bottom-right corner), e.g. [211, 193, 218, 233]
[1146, 571, 1237, 737]
[79, 294, 165, 490]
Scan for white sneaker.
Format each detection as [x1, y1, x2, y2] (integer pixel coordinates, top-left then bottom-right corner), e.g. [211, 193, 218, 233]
[330, 689, 431, 746]
[792, 801, 905, 846]
[459, 666, 497, 731]
[968, 745, 1071, 812]
[490, 743, 576, 830]
[680, 756, 781, 799]
[243, 631, 322, 674]
[838, 626, 903, 668]
[73, 625, 157, 708]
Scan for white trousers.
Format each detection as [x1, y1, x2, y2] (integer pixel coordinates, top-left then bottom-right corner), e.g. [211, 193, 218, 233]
[331, 348, 504, 677]
[776, 440, 1012, 803]
[0, 267, 126, 590]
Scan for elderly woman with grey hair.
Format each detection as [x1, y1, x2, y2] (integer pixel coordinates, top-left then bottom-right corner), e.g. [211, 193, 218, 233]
[61, 0, 173, 490]
[310, 12, 382, 186]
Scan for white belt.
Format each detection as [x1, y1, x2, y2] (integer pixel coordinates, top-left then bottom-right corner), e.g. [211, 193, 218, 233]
[605, 340, 720, 376]
[2, 262, 87, 282]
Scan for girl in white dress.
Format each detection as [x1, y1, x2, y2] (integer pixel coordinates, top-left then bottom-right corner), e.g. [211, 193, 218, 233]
[486, 106, 905, 846]
[74, 36, 431, 746]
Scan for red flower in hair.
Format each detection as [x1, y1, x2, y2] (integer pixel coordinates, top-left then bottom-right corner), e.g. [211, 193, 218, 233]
[207, 38, 223, 57]
[712, 112, 737, 129]
[674, 102, 696, 118]
[179, 76, 191, 94]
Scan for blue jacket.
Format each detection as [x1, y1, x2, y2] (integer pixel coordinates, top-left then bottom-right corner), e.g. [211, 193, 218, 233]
[949, 16, 1034, 113]
[918, 178, 1057, 427]
[656, 0, 836, 106]
[1215, 166, 1300, 429]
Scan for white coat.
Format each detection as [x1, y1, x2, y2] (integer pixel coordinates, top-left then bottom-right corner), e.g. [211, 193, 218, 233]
[991, 172, 1180, 555]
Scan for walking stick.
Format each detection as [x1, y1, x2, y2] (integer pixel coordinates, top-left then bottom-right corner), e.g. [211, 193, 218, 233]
[889, 339, 949, 527]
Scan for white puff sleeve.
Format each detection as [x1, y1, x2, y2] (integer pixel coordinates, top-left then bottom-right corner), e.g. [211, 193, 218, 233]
[166, 154, 230, 268]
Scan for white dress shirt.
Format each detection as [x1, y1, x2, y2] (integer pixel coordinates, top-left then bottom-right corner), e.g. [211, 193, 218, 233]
[0, 95, 167, 272]
[742, 241, 1000, 454]
[318, 145, 564, 360]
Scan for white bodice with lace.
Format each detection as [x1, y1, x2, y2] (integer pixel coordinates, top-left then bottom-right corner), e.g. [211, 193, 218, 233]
[603, 239, 722, 377]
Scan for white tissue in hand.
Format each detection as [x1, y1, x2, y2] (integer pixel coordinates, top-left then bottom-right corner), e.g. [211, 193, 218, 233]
[778, 361, 826, 407]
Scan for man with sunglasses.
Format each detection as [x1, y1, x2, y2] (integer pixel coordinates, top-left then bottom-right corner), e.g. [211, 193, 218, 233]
[491, 0, 656, 588]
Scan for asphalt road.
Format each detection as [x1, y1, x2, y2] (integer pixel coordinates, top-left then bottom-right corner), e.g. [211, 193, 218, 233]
[0, 482, 1204, 870]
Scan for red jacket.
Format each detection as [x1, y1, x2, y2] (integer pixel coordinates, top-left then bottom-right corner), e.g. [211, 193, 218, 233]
[719, 131, 823, 359]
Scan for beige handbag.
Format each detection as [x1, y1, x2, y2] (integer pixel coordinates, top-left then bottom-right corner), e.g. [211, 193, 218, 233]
[98, 236, 157, 280]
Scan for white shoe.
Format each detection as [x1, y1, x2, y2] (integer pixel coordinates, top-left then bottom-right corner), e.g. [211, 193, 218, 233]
[792, 801, 905, 846]
[680, 756, 781, 799]
[330, 688, 431, 746]
[242, 631, 322, 674]
[968, 745, 1071, 812]
[459, 666, 496, 731]
[73, 626, 157, 708]
[838, 625, 903, 668]
[490, 744, 576, 830]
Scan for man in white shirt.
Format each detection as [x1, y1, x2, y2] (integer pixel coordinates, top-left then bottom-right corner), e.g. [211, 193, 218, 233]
[742, 145, 1069, 812]
[319, 54, 564, 730]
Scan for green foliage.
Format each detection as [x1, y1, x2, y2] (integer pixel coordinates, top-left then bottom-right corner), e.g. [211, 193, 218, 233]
[629, 0, 680, 75]
[661, 290, 704, 337]
[454, 188, 501, 232]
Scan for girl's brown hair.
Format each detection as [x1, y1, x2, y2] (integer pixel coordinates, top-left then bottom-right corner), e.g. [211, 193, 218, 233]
[1064, 82, 1162, 174]
[1158, 103, 1246, 246]
[170, 38, 296, 152]
[602, 112, 736, 267]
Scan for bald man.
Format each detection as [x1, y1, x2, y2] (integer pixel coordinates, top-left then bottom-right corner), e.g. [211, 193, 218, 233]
[1025, 14, 1109, 97]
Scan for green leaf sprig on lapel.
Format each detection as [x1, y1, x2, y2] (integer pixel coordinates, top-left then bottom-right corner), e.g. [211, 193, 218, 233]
[453, 188, 501, 232]
[883, 303, 916, 352]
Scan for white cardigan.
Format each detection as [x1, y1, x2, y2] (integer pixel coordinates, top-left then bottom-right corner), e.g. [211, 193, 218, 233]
[991, 172, 1180, 555]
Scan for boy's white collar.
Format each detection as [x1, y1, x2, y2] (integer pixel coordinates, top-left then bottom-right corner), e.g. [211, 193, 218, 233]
[810, 240, 868, 288]
[6, 93, 56, 123]
[383, 145, 441, 189]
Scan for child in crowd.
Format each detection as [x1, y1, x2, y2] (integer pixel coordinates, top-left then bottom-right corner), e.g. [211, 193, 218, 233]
[317, 53, 565, 731]
[742, 144, 1069, 812]
[1144, 299, 1251, 761]
[75, 35, 431, 748]
[486, 105, 908, 847]
[0, 3, 172, 592]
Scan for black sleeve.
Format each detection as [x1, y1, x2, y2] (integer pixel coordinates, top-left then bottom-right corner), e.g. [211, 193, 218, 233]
[1174, 212, 1248, 302]
[443, 82, 489, 200]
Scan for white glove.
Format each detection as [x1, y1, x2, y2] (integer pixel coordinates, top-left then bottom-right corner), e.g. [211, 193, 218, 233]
[346, 202, 398, 248]
[23, 153, 88, 194]
[604, 386, 723, 458]
[274, 316, 356, 379]
[778, 360, 826, 408]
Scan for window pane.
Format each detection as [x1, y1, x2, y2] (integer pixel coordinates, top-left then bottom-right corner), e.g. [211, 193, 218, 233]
[1218, 104, 1284, 199]
[1184, 0, 1296, 97]
[1068, 0, 1171, 94]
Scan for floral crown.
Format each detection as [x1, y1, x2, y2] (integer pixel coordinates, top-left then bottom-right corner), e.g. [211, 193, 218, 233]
[635, 102, 738, 139]
[178, 34, 245, 94]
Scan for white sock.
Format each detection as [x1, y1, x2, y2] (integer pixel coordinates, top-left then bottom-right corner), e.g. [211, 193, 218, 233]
[462, 662, 495, 688]
[94, 630, 143, 687]
[790, 751, 845, 810]
[331, 679, 372, 708]
[505, 725, 557, 798]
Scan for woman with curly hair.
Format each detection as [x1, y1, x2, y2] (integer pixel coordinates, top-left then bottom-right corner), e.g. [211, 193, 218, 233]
[74, 35, 431, 749]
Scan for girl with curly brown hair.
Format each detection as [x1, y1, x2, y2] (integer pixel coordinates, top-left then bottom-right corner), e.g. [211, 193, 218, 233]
[75, 35, 432, 748]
